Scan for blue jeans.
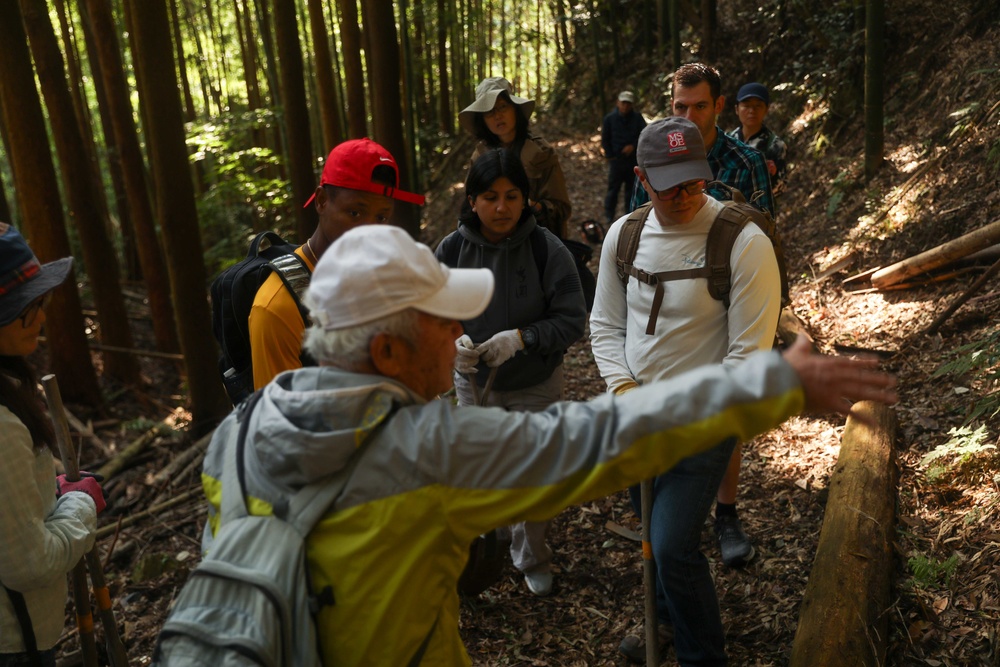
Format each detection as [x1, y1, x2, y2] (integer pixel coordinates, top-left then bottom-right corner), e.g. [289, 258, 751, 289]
[0, 650, 56, 667]
[629, 437, 736, 667]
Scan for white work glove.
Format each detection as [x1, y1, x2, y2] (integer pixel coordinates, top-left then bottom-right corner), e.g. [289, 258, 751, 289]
[475, 329, 524, 368]
[454, 335, 480, 375]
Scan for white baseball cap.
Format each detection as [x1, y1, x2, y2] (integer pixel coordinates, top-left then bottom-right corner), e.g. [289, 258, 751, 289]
[305, 226, 494, 330]
[618, 91, 636, 103]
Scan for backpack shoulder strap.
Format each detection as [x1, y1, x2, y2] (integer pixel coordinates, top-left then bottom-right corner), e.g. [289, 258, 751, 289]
[219, 390, 266, 524]
[615, 203, 653, 286]
[268, 252, 311, 324]
[705, 202, 752, 308]
[529, 225, 548, 281]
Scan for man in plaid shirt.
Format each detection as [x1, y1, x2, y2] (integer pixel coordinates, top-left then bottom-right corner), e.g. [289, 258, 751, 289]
[630, 63, 775, 218]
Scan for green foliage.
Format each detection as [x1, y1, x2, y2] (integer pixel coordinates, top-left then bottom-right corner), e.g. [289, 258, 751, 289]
[187, 109, 295, 275]
[932, 328, 1000, 423]
[920, 425, 996, 482]
[907, 552, 959, 590]
[947, 103, 980, 139]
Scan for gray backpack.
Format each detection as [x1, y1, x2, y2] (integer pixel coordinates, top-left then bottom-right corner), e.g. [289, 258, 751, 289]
[153, 392, 354, 667]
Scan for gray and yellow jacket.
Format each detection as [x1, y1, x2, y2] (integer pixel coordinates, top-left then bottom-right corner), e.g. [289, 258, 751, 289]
[201, 353, 803, 666]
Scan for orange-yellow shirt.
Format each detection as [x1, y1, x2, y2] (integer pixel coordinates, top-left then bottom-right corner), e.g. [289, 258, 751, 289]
[248, 246, 315, 389]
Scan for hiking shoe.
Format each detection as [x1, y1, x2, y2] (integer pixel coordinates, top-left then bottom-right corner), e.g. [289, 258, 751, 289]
[716, 513, 756, 568]
[524, 571, 553, 596]
[618, 623, 673, 664]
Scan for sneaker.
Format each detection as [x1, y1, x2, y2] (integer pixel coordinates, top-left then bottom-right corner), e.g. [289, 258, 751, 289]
[618, 623, 673, 664]
[715, 513, 756, 568]
[524, 571, 553, 596]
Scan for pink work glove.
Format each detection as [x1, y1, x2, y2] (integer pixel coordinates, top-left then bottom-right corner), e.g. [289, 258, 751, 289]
[475, 329, 524, 368]
[57, 473, 106, 514]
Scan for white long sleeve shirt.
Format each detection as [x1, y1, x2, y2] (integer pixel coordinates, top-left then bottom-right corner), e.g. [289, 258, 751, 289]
[590, 196, 780, 393]
[0, 405, 96, 652]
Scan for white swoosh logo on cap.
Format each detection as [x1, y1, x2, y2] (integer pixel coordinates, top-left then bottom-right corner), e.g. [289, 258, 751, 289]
[379, 157, 393, 162]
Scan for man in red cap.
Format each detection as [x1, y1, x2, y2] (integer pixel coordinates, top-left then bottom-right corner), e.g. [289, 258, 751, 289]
[248, 139, 425, 390]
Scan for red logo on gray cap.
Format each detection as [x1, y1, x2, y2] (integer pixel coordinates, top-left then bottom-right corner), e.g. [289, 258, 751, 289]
[667, 131, 689, 154]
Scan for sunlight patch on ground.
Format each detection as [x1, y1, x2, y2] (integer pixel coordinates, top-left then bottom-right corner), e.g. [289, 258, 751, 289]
[888, 143, 926, 174]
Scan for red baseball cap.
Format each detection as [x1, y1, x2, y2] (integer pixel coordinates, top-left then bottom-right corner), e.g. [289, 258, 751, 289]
[303, 139, 425, 207]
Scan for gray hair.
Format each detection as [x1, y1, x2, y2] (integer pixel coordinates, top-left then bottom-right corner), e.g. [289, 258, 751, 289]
[302, 308, 421, 368]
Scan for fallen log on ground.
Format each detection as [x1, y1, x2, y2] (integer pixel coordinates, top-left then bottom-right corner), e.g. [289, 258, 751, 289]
[871, 218, 1000, 289]
[789, 401, 898, 667]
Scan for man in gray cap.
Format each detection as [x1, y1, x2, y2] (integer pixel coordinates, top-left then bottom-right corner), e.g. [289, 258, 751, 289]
[602, 90, 647, 224]
[590, 116, 781, 665]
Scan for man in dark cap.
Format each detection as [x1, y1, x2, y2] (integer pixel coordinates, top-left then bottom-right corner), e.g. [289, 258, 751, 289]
[728, 82, 789, 195]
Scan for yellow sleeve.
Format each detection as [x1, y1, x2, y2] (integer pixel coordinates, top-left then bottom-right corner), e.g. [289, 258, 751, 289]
[248, 247, 313, 389]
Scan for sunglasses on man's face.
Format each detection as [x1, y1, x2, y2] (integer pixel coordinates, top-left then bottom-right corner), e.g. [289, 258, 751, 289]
[652, 179, 706, 201]
[19, 294, 51, 328]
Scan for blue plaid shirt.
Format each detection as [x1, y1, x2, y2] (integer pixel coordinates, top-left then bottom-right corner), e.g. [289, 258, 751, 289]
[630, 125, 775, 217]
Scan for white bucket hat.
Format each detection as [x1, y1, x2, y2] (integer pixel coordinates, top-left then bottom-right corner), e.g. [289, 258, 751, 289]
[458, 77, 535, 136]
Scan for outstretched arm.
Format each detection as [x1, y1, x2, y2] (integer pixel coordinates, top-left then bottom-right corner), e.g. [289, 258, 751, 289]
[781, 334, 898, 420]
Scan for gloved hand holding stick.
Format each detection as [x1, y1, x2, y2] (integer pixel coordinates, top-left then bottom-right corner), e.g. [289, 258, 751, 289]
[42, 374, 128, 667]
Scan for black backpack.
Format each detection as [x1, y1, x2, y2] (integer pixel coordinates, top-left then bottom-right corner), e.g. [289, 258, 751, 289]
[210, 231, 311, 405]
[439, 225, 597, 312]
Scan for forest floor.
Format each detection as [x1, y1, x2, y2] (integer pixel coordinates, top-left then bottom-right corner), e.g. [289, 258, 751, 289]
[52, 18, 1000, 665]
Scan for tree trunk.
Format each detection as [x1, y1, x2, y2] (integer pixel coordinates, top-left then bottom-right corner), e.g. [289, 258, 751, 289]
[19, 0, 141, 385]
[669, 0, 681, 68]
[871, 218, 1000, 289]
[125, 0, 230, 431]
[77, 4, 139, 282]
[168, 0, 197, 121]
[271, 0, 319, 242]
[864, 0, 884, 181]
[0, 164, 10, 223]
[701, 0, 717, 60]
[81, 0, 180, 354]
[789, 402, 897, 666]
[362, 0, 420, 238]
[0, 0, 101, 405]
[435, 0, 452, 136]
[338, 0, 367, 138]
[306, 0, 343, 151]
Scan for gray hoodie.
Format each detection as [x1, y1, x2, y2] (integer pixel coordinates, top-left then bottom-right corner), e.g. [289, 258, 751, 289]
[435, 213, 586, 391]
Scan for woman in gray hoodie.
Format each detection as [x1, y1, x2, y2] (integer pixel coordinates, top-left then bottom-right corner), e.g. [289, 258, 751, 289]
[435, 149, 586, 597]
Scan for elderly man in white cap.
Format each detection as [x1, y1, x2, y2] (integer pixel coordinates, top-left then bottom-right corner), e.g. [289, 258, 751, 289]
[590, 116, 781, 664]
[197, 224, 894, 666]
[602, 90, 647, 224]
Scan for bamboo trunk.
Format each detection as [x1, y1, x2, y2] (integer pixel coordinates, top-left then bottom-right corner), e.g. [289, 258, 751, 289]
[789, 402, 897, 667]
[871, 218, 1000, 288]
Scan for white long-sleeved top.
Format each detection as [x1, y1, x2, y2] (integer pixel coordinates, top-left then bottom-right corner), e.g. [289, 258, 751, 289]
[0, 405, 96, 652]
[590, 196, 780, 393]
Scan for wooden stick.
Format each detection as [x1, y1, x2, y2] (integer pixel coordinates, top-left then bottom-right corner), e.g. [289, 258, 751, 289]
[640, 479, 659, 666]
[41, 376, 100, 667]
[95, 425, 163, 481]
[926, 256, 1000, 335]
[43, 375, 128, 667]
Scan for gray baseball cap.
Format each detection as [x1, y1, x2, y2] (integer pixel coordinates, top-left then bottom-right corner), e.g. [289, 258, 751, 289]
[636, 117, 714, 192]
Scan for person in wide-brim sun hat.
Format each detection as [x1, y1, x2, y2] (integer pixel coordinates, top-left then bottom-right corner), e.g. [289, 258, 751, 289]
[457, 76, 571, 240]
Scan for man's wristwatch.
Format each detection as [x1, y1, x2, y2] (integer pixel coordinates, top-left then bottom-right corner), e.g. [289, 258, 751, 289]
[519, 328, 537, 349]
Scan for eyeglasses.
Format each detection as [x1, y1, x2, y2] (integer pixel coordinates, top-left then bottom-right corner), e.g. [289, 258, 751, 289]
[485, 101, 511, 119]
[19, 294, 50, 329]
[652, 179, 705, 201]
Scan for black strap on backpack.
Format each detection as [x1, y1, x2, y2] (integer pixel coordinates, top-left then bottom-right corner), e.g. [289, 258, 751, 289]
[3, 585, 43, 667]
